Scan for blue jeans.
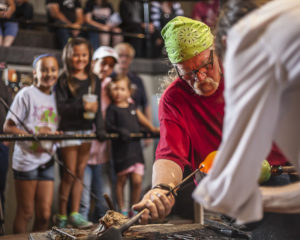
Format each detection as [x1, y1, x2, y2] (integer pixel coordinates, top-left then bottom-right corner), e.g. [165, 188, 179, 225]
[79, 162, 114, 222]
[0, 143, 9, 213]
[85, 24, 100, 51]
[55, 21, 83, 49]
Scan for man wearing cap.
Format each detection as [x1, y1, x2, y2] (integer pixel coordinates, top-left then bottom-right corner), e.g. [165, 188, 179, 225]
[79, 46, 118, 222]
[132, 16, 287, 223]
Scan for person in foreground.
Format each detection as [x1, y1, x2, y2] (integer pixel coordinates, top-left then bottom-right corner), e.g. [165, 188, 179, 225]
[132, 16, 224, 224]
[132, 15, 288, 225]
[192, 0, 300, 235]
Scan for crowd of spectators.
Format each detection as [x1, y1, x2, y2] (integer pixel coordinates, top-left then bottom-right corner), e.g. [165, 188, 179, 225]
[0, 0, 222, 234]
[0, 0, 220, 58]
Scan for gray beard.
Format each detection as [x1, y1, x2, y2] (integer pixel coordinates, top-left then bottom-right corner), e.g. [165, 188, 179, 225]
[193, 77, 218, 96]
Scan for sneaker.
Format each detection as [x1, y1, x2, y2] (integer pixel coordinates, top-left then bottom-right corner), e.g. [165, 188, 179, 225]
[69, 212, 93, 229]
[54, 215, 68, 228]
[121, 209, 129, 217]
[129, 210, 138, 218]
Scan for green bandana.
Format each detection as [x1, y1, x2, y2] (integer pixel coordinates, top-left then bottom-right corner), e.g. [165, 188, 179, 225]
[161, 16, 213, 64]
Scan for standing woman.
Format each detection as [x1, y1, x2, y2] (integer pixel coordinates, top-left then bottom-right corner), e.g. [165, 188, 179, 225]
[55, 37, 105, 228]
[3, 54, 60, 233]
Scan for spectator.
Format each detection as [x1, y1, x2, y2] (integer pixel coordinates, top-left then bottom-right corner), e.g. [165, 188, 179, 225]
[15, 0, 33, 29]
[0, 0, 18, 46]
[192, 0, 219, 29]
[3, 54, 60, 233]
[113, 42, 151, 121]
[150, 1, 184, 58]
[105, 75, 159, 216]
[0, 77, 12, 234]
[79, 46, 118, 222]
[84, 0, 122, 50]
[132, 16, 287, 224]
[55, 38, 105, 229]
[46, 0, 84, 49]
[119, 0, 155, 58]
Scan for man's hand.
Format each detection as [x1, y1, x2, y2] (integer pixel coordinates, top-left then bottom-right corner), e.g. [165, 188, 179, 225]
[132, 188, 175, 224]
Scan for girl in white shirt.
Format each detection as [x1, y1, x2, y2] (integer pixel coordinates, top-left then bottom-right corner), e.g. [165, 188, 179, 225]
[4, 54, 60, 233]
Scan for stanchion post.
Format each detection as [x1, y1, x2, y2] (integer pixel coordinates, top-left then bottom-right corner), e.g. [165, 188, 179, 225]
[194, 201, 204, 225]
[143, 0, 152, 58]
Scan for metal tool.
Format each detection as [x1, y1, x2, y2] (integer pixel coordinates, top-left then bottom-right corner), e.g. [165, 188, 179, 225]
[103, 193, 115, 211]
[166, 165, 204, 197]
[92, 209, 147, 240]
[52, 227, 77, 240]
[206, 224, 250, 239]
[205, 219, 251, 239]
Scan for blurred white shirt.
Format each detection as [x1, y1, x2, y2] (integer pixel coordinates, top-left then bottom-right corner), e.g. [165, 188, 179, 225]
[193, 0, 300, 224]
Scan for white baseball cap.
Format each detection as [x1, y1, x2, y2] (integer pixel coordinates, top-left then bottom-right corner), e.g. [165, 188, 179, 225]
[92, 46, 119, 62]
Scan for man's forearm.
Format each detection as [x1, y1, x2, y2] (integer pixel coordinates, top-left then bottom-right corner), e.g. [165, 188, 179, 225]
[152, 159, 183, 188]
[261, 182, 300, 213]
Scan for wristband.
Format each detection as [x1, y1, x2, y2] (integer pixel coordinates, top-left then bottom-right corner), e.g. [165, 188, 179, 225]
[152, 183, 177, 196]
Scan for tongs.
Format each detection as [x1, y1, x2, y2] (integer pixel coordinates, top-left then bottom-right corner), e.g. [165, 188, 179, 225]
[89, 209, 146, 240]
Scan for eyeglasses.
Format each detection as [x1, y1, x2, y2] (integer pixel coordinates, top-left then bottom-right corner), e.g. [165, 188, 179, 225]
[175, 50, 214, 81]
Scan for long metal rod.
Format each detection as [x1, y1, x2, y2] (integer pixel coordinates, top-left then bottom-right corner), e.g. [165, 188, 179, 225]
[166, 165, 204, 196]
[0, 132, 160, 141]
[0, 97, 101, 203]
[2, 18, 145, 39]
[0, 97, 33, 136]
[52, 227, 77, 240]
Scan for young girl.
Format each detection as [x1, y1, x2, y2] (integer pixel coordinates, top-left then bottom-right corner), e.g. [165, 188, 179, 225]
[55, 37, 105, 229]
[79, 46, 118, 222]
[3, 54, 60, 233]
[105, 75, 160, 216]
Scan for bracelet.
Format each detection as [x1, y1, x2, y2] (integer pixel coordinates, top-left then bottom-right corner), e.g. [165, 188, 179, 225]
[152, 183, 177, 196]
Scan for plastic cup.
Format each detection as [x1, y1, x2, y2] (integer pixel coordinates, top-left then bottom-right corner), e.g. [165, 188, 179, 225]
[82, 94, 98, 119]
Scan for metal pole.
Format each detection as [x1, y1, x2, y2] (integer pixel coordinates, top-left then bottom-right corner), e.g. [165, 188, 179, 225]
[143, 0, 152, 58]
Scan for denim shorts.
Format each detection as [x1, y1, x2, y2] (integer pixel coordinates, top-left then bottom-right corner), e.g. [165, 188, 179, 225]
[13, 159, 54, 181]
[59, 130, 93, 148]
[0, 21, 18, 37]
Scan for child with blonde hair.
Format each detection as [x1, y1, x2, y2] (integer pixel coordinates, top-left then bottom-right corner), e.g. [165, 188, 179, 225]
[106, 75, 159, 216]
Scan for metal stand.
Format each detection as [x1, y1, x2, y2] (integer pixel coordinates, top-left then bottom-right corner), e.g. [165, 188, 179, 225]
[143, 1, 152, 58]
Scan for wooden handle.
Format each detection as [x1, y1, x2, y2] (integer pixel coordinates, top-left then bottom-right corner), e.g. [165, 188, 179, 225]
[103, 193, 115, 211]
